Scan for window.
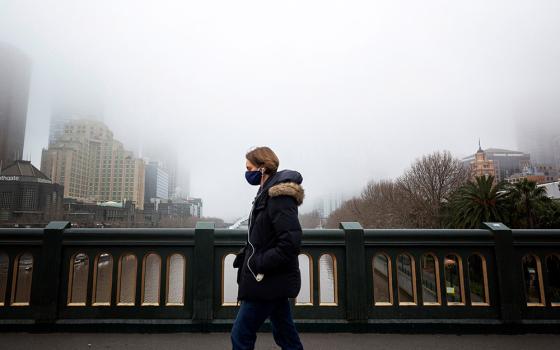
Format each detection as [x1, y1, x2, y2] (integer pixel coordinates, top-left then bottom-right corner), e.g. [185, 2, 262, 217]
[397, 253, 417, 305]
[92, 253, 113, 306]
[222, 254, 237, 306]
[468, 254, 489, 306]
[68, 253, 89, 306]
[546, 255, 560, 306]
[444, 254, 465, 305]
[0, 253, 8, 306]
[11, 253, 33, 306]
[373, 254, 393, 306]
[523, 255, 545, 306]
[141, 253, 161, 306]
[421, 254, 440, 305]
[318, 254, 337, 306]
[166, 254, 185, 306]
[296, 254, 313, 306]
[117, 254, 137, 306]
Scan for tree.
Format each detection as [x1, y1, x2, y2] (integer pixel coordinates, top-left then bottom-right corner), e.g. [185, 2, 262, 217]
[397, 151, 470, 228]
[538, 200, 560, 229]
[508, 179, 552, 229]
[299, 210, 322, 228]
[325, 197, 363, 228]
[446, 175, 510, 229]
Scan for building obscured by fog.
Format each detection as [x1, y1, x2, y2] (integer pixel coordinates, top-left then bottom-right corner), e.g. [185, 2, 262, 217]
[144, 161, 169, 204]
[462, 147, 531, 182]
[0, 44, 31, 168]
[517, 117, 560, 167]
[41, 119, 146, 209]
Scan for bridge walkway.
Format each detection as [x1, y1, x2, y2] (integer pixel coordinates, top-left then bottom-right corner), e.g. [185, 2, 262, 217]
[1, 332, 559, 350]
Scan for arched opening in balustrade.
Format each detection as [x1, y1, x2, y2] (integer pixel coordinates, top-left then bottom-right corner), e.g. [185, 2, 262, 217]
[397, 253, 417, 305]
[0, 252, 8, 306]
[296, 253, 313, 306]
[92, 253, 113, 306]
[166, 253, 186, 306]
[444, 254, 465, 306]
[11, 252, 33, 306]
[546, 254, 560, 307]
[522, 254, 545, 306]
[420, 253, 440, 306]
[117, 253, 137, 306]
[222, 253, 238, 306]
[319, 253, 338, 306]
[67, 252, 89, 306]
[141, 253, 161, 306]
[468, 254, 489, 306]
[373, 253, 393, 306]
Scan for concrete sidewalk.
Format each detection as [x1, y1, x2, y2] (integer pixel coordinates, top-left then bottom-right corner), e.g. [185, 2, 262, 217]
[1, 333, 559, 350]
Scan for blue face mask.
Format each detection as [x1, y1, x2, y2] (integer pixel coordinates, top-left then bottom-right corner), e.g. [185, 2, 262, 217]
[245, 170, 262, 186]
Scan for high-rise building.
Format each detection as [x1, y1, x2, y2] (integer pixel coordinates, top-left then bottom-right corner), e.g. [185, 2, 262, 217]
[144, 161, 169, 204]
[517, 117, 560, 167]
[462, 146, 530, 182]
[41, 119, 145, 209]
[140, 144, 182, 199]
[0, 44, 31, 168]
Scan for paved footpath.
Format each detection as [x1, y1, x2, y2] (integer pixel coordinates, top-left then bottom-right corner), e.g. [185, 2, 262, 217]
[1, 333, 560, 350]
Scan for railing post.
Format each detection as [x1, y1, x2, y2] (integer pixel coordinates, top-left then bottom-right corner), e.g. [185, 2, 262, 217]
[482, 222, 522, 324]
[340, 222, 368, 326]
[34, 221, 71, 327]
[192, 222, 215, 329]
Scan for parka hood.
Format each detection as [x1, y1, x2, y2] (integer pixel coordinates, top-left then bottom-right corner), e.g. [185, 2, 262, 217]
[264, 169, 305, 206]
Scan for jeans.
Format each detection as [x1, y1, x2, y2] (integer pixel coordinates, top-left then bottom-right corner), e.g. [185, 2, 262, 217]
[231, 298, 303, 350]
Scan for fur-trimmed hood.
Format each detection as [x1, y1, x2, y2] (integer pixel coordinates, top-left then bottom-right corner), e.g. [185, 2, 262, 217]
[268, 182, 305, 206]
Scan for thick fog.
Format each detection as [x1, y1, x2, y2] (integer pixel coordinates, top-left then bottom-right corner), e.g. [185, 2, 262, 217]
[1, 1, 560, 220]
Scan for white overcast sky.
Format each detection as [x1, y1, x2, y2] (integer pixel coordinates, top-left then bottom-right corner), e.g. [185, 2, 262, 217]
[1, 1, 559, 220]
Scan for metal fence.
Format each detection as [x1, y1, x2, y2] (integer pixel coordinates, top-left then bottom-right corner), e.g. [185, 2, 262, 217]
[0, 221, 559, 332]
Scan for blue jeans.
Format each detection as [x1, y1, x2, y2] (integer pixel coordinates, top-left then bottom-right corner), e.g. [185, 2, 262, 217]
[231, 298, 303, 350]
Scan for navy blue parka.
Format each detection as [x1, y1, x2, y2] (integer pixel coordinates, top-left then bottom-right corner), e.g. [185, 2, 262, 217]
[235, 169, 305, 301]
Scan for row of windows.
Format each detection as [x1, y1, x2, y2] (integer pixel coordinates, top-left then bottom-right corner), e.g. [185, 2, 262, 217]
[0, 253, 33, 306]
[371, 253, 488, 306]
[2, 252, 559, 309]
[223, 254, 338, 306]
[68, 252, 185, 306]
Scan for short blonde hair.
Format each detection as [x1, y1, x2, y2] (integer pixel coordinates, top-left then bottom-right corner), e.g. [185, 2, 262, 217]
[246, 147, 279, 175]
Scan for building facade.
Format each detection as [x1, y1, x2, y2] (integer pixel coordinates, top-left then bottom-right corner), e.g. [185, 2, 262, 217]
[505, 165, 559, 185]
[463, 147, 530, 182]
[0, 44, 31, 168]
[0, 160, 64, 225]
[466, 146, 497, 182]
[41, 119, 145, 209]
[64, 198, 136, 227]
[144, 161, 169, 205]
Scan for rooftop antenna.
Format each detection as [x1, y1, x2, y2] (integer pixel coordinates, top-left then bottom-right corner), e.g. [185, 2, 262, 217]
[478, 138, 482, 152]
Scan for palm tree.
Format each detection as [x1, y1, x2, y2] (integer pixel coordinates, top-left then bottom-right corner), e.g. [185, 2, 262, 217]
[508, 179, 551, 229]
[446, 176, 510, 229]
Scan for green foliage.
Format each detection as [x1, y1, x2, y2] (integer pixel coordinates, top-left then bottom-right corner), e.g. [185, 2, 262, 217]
[446, 176, 511, 229]
[446, 177, 560, 229]
[507, 179, 552, 228]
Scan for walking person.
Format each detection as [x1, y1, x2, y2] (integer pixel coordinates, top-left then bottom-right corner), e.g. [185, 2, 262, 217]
[231, 146, 305, 350]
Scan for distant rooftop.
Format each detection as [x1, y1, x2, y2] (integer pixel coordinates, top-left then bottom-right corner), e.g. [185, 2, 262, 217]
[483, 148, 529, 155]
[463, 148, 530, 161]
[0, 160, 52, 182]
[539, 181, 560, 200]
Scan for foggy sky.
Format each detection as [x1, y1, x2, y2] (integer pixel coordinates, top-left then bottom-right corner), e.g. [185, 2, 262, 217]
[1, 1, 560, 221]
